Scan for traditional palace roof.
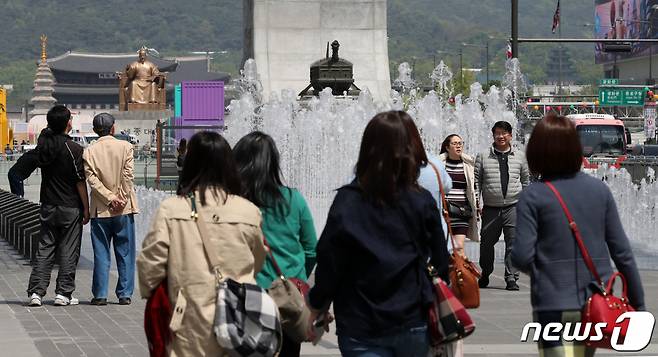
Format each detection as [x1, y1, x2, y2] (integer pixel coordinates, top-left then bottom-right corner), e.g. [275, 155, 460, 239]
[41, 51, 229, 107]
[47, 51, 178, 73]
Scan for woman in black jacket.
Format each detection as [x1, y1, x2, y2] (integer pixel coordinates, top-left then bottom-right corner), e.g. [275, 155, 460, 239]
[307, 111, 449, 357]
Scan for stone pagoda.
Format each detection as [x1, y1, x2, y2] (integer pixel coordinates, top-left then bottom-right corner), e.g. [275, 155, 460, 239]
[29, 34, 57, 119]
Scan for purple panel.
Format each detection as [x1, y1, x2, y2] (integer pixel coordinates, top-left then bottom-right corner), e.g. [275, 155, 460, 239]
[173, 118, 223, 142]
[181, 81, 225, 122]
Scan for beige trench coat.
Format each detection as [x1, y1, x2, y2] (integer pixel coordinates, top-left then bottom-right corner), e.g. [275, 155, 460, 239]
[137, 189, 266, 357]
[83, 135, 139, 218]
[439, 153, 479, 242]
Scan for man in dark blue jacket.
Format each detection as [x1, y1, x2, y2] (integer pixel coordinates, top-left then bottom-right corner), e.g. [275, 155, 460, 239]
[7, 149, 39, 197]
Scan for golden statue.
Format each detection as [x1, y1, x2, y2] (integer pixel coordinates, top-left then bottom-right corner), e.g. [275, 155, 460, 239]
[118, 47, 166, 111]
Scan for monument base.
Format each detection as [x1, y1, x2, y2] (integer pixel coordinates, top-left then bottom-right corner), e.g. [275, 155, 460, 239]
[126, 103, 166, 111]
[109, 110, 173, 148]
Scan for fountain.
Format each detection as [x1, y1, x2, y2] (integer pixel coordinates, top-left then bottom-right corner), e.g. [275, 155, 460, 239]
[392, 62, 416, 93]
[131, 57, 658, 268]
[430, 60, 453, 97]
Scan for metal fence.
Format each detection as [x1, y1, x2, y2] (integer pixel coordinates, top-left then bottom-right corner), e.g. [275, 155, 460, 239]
[154, 123, 225, 191]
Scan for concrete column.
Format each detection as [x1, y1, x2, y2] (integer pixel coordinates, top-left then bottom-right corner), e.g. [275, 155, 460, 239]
[244, 0, 391, 101]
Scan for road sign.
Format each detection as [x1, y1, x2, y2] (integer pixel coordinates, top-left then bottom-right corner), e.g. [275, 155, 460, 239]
[598, 87, 645, 106]
[599, 78, 620, 86]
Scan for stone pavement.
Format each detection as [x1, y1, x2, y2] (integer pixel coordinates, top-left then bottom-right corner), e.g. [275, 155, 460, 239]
[1, 237, 657, 356]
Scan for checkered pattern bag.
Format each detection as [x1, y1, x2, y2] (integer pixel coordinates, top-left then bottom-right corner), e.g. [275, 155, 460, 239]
[427, 272, 475, 345]
[214, 279, 282, 356]
[189, 195, 282, 356]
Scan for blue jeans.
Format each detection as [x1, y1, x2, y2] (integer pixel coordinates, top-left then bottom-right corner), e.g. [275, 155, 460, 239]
[91, 214, 135, 299]
[338, 326, 429, 357]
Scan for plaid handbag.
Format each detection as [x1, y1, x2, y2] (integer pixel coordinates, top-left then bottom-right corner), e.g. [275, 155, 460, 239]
[189, 194, 282, 356]
[402, 197, 475, 346]
[427, 268, 476, 345]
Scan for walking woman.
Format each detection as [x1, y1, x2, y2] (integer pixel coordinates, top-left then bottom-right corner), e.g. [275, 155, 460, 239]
[137, 132, 267, 356]
[511, 114, 644, 357]
[233, 131, 317, 357]
[439, 134, 479, 256]
[308, 111, 450, 357]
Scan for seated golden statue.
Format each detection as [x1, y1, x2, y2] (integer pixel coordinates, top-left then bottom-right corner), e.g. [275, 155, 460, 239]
[118, 47, 166, 111]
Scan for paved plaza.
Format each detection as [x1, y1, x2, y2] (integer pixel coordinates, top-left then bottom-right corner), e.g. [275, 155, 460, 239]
[1, 165, 658, 356]
[0, 237, 657, 357]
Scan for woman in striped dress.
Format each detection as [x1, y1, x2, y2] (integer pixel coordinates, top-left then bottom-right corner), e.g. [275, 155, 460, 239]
[439, 134, 479, 256]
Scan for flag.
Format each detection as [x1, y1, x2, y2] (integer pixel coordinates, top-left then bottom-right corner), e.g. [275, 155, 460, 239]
[506, 42, 513, 59]
[552, 0, 561, 34]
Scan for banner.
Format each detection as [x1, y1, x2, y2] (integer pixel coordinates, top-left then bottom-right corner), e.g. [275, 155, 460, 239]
[595, 0, 658, 64]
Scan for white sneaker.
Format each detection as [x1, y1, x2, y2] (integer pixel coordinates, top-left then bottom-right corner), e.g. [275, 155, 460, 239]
[53, 294, 79, 306]
[28, 293, 42, 307]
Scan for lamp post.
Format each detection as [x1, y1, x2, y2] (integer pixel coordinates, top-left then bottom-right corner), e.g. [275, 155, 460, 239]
[462, 41, 490, 84]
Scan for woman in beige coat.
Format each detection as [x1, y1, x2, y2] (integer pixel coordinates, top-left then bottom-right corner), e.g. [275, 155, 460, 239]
[439, 134, 479, 255]
[137, 132, 266, 357]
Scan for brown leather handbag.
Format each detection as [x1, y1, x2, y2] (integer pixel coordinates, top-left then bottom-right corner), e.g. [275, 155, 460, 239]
[429, 162, 481, 309]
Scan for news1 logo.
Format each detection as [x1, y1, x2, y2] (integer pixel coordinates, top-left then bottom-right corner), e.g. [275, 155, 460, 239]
[520, 311, 656, 352]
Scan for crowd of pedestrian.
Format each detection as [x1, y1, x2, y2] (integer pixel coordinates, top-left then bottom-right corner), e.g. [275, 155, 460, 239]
[5, 105, 645, 357]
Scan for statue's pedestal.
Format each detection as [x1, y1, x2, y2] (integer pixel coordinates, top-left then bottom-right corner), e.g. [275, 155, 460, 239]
[109, 110, 173, 148]
[126, 103, 166, 111]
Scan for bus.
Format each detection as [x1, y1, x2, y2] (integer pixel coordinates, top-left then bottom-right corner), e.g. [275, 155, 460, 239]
[566, 114, 630, 170]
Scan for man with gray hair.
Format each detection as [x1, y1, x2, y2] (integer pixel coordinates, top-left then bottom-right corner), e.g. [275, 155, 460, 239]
[83, 113, 139, 305]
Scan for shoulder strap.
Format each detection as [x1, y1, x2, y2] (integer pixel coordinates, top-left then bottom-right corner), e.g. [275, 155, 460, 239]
[189, 193, 224, 280]
[428, 162, 458, 250]
[544, 181, 603, 286]
[262, 236, 285, 278]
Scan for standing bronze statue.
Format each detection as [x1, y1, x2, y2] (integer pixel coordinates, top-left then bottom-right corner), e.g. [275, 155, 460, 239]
[118, 47, 166, 111]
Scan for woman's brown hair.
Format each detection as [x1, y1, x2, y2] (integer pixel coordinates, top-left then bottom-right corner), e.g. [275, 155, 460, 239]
[355, 111, 419, 205]
[439, 134, 462, 155]
[526, 114, 583, 178]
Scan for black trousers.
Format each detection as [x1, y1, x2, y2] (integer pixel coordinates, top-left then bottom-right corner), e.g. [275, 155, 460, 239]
[279, 333, 301, 357]
[478, 205, 519, 282]
[27, 205, 83, 298]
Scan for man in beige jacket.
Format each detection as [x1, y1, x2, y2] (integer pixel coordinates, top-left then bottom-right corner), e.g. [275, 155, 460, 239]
[83, 113, 139, 305]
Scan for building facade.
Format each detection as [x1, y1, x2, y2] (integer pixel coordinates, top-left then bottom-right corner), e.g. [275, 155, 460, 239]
[46, 52, 229, 109]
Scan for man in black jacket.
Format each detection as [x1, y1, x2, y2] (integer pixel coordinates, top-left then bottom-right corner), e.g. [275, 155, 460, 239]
[26, 105, 90, 307]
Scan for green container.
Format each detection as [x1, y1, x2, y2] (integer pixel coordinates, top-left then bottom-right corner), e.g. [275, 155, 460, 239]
[175, 84, 182, 118]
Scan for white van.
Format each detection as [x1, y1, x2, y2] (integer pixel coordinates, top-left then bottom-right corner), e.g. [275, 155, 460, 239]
[70, 133, 99, 147]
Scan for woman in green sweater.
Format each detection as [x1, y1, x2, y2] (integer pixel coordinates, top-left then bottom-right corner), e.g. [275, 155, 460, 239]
[233, 131, 318, 357]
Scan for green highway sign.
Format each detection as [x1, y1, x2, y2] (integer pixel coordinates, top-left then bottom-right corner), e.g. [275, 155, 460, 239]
[598, 87, 645, 106]
[599, 78, 620, 86]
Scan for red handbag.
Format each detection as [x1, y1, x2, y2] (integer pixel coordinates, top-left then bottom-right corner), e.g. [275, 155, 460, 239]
[144, 280, 172, 357]
[545, 182, 634, 349]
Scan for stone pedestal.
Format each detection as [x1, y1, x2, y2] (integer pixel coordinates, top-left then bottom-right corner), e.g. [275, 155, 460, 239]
[243, 0, 391, 102]
[127, 103, 166, 111]
[109, 110, 173, 147]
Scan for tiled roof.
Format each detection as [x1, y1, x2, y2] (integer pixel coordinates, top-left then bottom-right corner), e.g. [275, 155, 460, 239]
[47, 51, 178, 73]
